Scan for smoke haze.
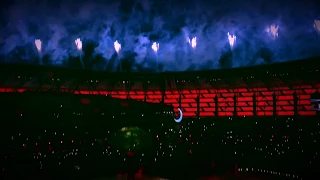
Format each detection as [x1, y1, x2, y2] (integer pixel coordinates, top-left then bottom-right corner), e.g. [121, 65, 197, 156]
[1, 0, 320, 72]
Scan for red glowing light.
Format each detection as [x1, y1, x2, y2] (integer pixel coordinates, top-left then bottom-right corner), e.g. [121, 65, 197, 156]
[80, 98, 91, 104]
[0, 85, 318, 117]
[127, 151, 134, 157]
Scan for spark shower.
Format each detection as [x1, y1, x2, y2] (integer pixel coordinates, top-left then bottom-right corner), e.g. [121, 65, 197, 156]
[1, 0, 320, 72]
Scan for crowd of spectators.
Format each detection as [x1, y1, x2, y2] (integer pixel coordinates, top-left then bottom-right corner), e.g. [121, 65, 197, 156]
[1, 92, 319, 179]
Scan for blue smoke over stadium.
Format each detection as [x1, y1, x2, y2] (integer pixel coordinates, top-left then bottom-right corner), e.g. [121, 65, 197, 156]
[0, 0, 320, 72]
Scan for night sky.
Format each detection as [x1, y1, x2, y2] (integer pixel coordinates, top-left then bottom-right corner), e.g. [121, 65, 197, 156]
[1, 0, 320, 72]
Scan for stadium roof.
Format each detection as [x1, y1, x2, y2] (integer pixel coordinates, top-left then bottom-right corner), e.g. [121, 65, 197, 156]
[0, 57, 319, 90]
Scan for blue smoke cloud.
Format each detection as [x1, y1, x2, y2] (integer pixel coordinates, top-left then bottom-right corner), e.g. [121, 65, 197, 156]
[1, 0, 320, 72]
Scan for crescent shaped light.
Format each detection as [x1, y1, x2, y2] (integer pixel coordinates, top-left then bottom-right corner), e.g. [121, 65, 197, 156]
[174, 108, 183, 123]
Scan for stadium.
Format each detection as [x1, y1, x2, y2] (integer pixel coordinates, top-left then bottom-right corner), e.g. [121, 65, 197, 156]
[1, 56, 320, 180]
[1, 0, 320, 179]
[1, 57, 320, 118]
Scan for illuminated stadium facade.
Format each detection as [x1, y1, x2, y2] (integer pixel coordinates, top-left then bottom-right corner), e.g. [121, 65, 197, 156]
[0, 57, 319, 118]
